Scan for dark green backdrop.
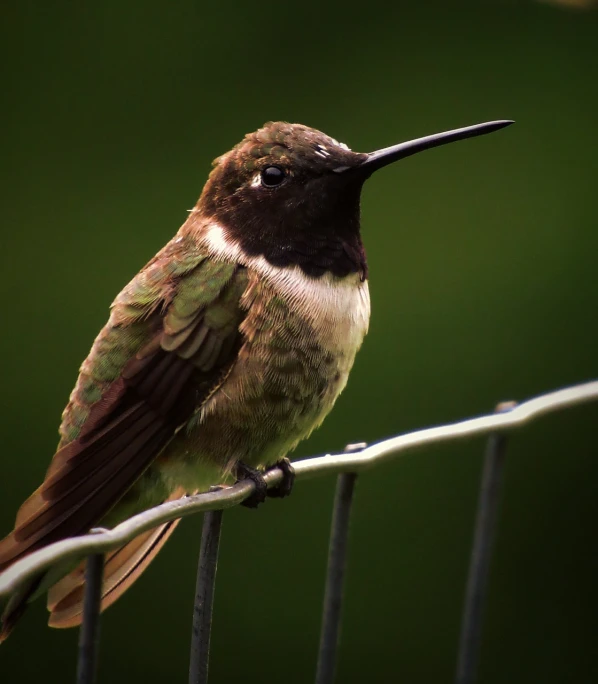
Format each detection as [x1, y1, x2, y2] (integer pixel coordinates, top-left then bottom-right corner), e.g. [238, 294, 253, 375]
[1, 2, 597, 683]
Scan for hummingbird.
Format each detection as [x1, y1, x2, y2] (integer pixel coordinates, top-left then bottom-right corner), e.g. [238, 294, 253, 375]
[0, 118, 512, 639]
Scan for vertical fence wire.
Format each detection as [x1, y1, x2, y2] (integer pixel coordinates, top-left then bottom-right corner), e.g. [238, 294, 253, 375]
[315, 466, 359, 684]
[76, 553, 105, 684]
[189, 509, 224, 684]
[455, 402, 514, 684]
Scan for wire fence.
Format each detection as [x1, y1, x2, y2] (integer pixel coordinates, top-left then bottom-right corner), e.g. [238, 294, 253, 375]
[1, 380, 597, 684]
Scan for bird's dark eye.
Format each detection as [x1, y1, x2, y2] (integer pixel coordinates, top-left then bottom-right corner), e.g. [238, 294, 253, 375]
[260, 166, 286, 188]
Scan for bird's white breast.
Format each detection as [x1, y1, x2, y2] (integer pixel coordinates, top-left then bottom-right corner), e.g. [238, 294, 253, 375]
[199, 222, 371, 354]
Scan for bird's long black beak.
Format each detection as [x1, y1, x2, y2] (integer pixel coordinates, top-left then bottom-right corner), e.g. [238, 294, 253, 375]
[343, 120, 514, 176]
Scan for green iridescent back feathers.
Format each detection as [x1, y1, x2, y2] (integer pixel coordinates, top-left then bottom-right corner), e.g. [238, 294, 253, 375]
[60, 236, 246, 446]
[0, 235, 249, 573]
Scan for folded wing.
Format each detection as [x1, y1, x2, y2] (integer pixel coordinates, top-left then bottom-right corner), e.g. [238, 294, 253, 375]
[0, 238, 248, 575]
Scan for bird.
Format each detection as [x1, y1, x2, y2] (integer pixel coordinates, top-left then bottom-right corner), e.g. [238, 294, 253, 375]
[0, 118, 512, 640]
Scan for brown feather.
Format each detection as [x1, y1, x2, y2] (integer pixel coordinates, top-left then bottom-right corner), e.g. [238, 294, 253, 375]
[0, 421, 170, 571]
[0, 263, 248, 639]
[0, 576, 43, 643]
[47, 490, 187, 629]
[0, 350, 197, 572]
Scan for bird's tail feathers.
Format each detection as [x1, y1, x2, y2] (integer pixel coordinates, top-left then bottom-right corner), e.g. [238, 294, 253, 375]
[0, 488, 187, 639]
[47, 515, 182, 628]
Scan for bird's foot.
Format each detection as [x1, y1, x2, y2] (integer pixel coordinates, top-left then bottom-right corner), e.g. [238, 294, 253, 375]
[236, 458, 296, 508]
[236, 462, 268, 509]
[266, 458, 295, 499]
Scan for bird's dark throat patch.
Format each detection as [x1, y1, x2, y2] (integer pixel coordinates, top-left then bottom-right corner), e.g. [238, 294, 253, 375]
[202, 169, 369, 280]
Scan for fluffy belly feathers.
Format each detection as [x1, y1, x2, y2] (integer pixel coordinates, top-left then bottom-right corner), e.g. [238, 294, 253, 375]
[157, 262, 370, 492]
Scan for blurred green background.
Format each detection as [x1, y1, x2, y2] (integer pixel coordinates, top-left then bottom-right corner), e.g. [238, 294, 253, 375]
[1, 1, 597, 682]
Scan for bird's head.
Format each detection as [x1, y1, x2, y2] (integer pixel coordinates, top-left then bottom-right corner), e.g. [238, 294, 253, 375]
[195, 119, 512, 278]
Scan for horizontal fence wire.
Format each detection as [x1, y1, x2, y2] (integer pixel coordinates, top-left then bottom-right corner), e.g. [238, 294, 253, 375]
[1, 380, 596, 602]
[1, 380, 597, 684]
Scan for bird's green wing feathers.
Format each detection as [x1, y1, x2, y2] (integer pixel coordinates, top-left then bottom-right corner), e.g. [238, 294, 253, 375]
[0, 235, 248, 570]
